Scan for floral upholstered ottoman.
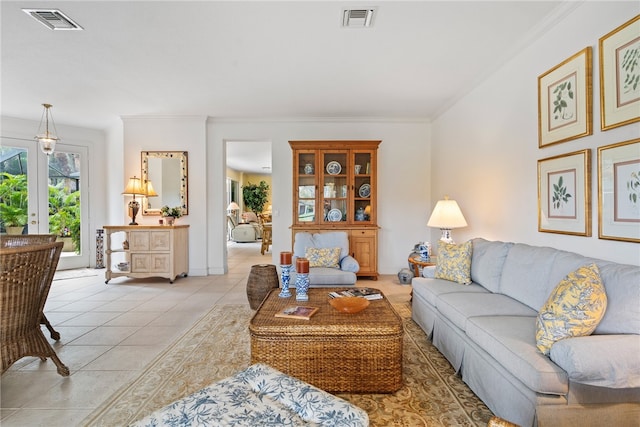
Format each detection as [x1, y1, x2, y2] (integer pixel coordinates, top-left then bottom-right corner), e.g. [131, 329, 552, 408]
[130, 363, 369, 426]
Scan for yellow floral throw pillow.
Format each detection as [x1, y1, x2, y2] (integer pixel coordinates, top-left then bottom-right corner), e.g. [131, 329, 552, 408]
[435, 240, 473, 285]
[305, 247, 341, 268]
[536, 263, 607, 356]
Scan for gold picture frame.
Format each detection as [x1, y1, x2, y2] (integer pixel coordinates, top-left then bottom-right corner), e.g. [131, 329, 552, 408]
[538, 47, 593, 148]
[598, 138, 640, 242]
[599, 15, 640, 131]
[538, 149, 591, 236]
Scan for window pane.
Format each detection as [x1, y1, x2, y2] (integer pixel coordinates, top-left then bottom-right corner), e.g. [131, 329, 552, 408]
[48, 152, 81, 254]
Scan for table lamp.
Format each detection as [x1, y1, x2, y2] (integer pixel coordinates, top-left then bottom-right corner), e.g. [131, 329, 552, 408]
[144, 180, 158, 209]
[427, 196, 467, 243]
[123, 176, 146, 225]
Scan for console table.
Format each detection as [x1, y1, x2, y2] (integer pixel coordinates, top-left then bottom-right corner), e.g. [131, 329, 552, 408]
[103, 225, 189, 284]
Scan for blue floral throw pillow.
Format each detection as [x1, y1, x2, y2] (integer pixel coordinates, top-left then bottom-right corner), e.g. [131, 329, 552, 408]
[536, 263, 607, 356]
[435, 240, 473, 285]
[305, 247, 341, 268]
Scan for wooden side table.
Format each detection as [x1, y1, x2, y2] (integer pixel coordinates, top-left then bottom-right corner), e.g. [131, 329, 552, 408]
[407, 253, 436, 277]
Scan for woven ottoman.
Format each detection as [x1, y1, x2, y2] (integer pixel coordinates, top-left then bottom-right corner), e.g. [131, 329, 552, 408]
[130, 364, 369, 426]
[250, 288, 403, 393]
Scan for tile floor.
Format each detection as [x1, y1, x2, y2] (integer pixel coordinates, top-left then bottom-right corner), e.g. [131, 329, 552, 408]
[1, 241, 412, 426]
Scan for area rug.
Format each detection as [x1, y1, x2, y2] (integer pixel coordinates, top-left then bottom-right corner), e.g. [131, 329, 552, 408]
[83, 303, 493, 426]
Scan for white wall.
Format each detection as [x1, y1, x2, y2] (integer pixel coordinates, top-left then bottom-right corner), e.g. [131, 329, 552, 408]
[207, 118, 431, 275]
[122, 116, 208, 276]
[431, 2, 640, 266]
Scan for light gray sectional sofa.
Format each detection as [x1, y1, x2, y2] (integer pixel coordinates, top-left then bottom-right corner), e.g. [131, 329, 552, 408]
[411, 238, 640, 427]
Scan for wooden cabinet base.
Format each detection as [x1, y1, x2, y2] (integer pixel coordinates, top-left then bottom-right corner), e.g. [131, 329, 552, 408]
[104, 225, 189, 284]
[291, 225, 378, 279]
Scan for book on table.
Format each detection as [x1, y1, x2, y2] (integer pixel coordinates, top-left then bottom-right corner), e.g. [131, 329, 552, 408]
[328, 288, 383, 300]
[275, 305, 319, 320]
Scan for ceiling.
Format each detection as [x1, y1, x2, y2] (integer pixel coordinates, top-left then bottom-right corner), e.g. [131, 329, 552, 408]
[227, 140, 271, 174]
[2, 1, 569, 172]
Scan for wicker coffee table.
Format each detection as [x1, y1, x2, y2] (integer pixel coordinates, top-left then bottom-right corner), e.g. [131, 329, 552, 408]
[249, 288, 403, 393]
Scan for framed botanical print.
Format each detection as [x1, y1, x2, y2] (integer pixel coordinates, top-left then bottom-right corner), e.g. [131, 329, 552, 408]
[538, 149, 591, 236]
[538, 47, 593, 148]
[598, 138, 640, 242]
[599, 15, 640, 131]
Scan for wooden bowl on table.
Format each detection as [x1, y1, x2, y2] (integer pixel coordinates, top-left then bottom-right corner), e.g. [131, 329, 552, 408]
[329, 297, 370, 314]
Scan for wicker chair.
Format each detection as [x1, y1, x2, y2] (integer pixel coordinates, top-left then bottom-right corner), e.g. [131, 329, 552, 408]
[0, 234, 61, 340]
[0, 241, 70, 376]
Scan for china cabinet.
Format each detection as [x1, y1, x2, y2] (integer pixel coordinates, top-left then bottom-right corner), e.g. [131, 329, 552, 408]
[289, 140, 380, 279]
[103, 225, 189, 284]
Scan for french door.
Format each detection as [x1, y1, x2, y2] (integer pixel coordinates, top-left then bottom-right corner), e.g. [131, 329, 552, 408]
[0, 137, 90, 269]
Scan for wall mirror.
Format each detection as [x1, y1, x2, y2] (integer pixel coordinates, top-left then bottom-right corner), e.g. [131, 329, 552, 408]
[141, 151, 188, 215]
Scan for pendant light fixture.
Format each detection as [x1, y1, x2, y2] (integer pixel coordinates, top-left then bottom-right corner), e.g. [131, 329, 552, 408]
[35, 103, 59, 155]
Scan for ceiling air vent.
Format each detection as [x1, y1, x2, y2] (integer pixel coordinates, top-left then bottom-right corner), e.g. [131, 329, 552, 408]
[22, 9, 83, 31]
[342, 8, 375, 28]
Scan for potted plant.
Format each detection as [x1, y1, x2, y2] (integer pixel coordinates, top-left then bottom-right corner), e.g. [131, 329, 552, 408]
[0, 172, 28, 234]
[161, 205, 183, 225]
[242, 181, 270, 215]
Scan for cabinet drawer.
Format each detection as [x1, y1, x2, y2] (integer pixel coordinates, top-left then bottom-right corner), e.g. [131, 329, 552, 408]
[129, 231, 150, 251]
[149, 231, 171, 251]
[130, 253, 170, 273]
[351, 229, 377, 238]
[129, 231, 171, 251]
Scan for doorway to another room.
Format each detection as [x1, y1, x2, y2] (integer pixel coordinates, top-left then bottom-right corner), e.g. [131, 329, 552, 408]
[225, 140, 272, 253]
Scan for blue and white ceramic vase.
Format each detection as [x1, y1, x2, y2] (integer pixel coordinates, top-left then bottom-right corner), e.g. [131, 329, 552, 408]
[419, 242, 431, 261]
[304, 163, 314, 174]
[278, 264, 292, 298]
[295, 273, 309, 301]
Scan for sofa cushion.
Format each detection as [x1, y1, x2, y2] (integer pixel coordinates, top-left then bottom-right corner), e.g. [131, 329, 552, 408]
[340, 255, 360, 273]
[536, 264, 607, 355]
[293, 231, 350, 261]
[435, 240, 472, 284]
[437, 292, 537, 332]
[412, 277, 489, 307]
[291, 268, 357, 286]
[306, 247, 341, 268]
[466, 316, 568, 395]
[470, 238, 513, 292]
[499, 243, 559, 310]
[311, 231, 350, 260]
[595, 262, 640, 335]
[550, 335, 640, 389]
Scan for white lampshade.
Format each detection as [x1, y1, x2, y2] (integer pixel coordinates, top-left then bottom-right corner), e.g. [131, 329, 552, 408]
[145, 180, 158, 197]
[427, 196, 467, 243]
[227, 202, 240, 211]
[122, 176, 146, 196]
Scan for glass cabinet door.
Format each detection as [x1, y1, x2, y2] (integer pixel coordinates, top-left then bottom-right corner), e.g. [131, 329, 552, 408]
[353, 150, 373, 224]
[296, 151, 316, 223]
[321, 151, 348, 223]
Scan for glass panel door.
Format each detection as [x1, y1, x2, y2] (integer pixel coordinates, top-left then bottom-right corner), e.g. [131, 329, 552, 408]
[321, 151, 348, 223]
[353, 151, 373, 224]
[296, 151, 316, 223]
[50, 145, 89, 269]
[0, 143, 33, 235]
[0, 138, 89, 269]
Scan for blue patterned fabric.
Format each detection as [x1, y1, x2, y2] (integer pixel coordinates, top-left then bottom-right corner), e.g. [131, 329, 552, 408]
[131, 363, 369, 426]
